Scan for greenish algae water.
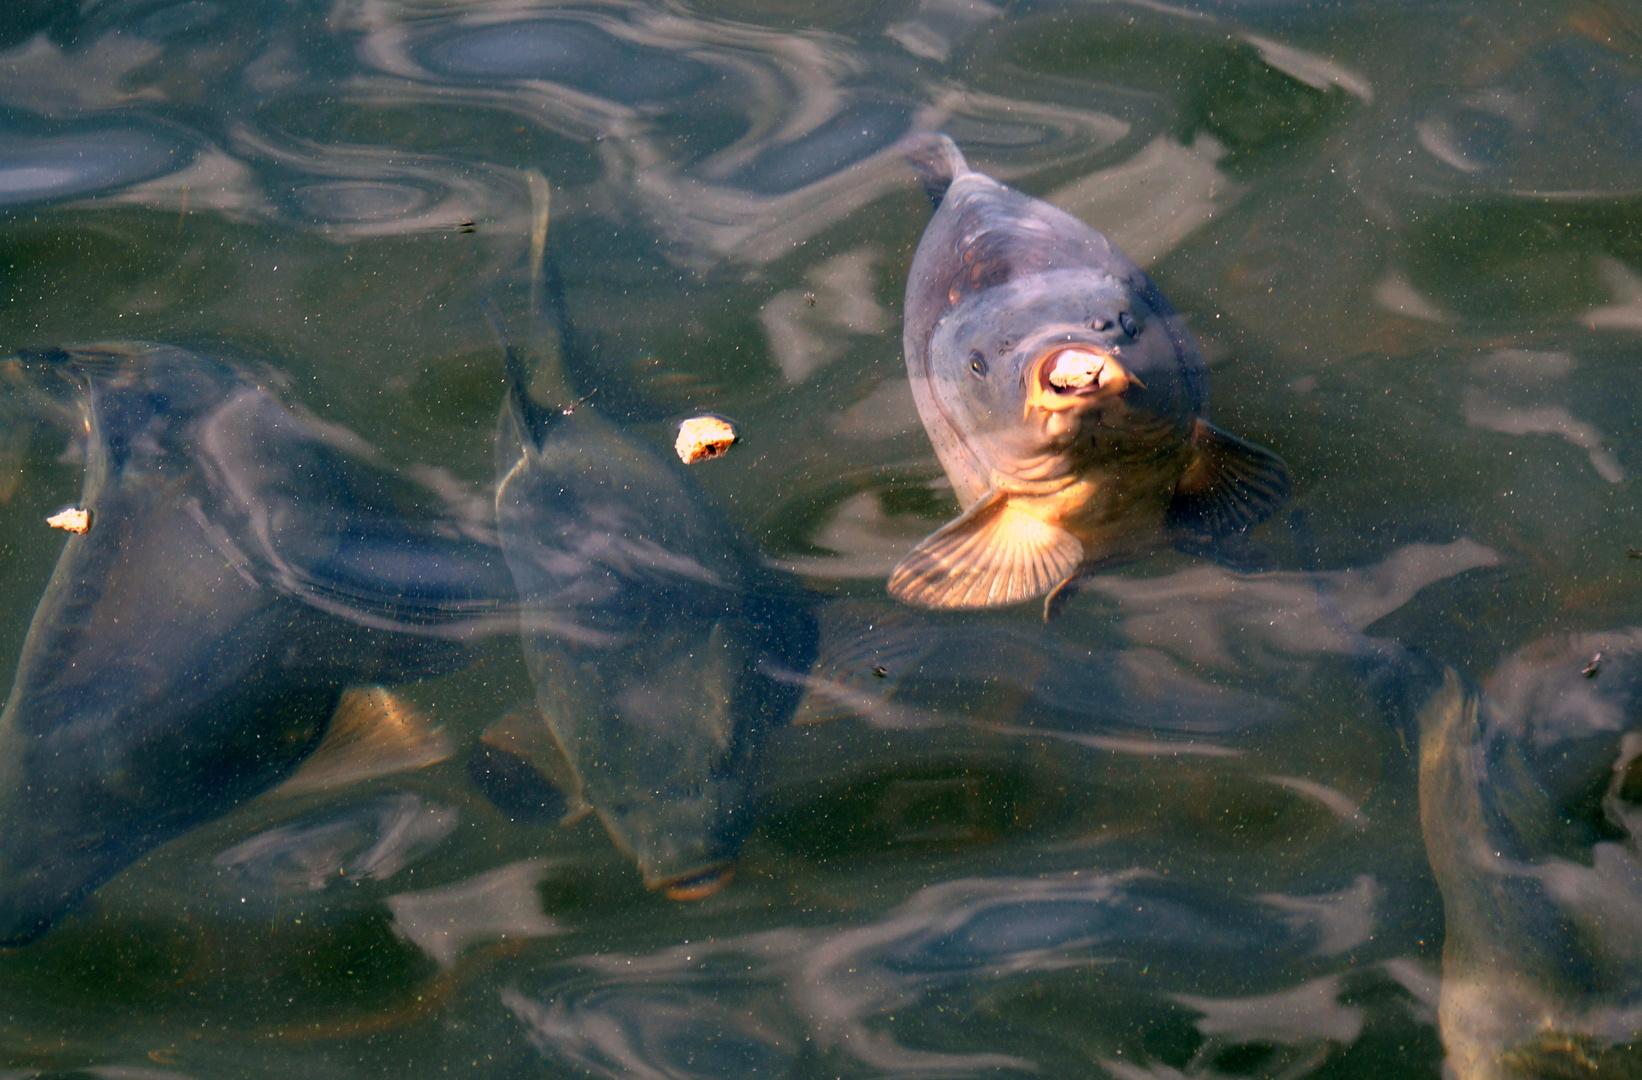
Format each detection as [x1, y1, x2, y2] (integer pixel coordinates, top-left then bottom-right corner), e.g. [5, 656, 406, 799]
[1, 0, 1641, 1076]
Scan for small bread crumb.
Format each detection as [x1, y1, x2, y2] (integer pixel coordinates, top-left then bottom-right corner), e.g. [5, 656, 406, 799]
[1047, 349, 1104, 389]
[675, 415, 737, 464]
[47, 507, 91, 534]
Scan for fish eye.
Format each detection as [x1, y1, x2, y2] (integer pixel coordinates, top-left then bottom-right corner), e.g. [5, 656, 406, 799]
[968, 351, 989, 378]
[1118, 311, 1137, 337]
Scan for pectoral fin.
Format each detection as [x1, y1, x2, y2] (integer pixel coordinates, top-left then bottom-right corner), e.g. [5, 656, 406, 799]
[1167, 419, 1289, 538]
[271, 686, 452, 797]
[479, 706, 592, 825]
[888, 491, 1082, 609]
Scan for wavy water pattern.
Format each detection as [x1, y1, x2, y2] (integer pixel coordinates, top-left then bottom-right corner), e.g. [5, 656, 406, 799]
[0, 0, 1635, 1077]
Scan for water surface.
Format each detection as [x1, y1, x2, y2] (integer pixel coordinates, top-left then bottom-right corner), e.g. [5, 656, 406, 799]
[1, 0, 1640, 1076]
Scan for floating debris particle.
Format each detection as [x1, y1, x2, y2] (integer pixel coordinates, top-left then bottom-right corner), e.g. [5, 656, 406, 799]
[46, 507, 90, 534]
[1583, 652, 1603, 678]
[675, 415, 738, 464]
[1628, 547, 1641, 559]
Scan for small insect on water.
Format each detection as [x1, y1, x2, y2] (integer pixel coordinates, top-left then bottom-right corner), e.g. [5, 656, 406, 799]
[1628, 547, 1641, 559]
[804, 291, 817, 307]
[45, 507, 90, 534]
[1583, 652, 1603, 678]
[456, 221, 476, 234]
[872, 664, 889, 678]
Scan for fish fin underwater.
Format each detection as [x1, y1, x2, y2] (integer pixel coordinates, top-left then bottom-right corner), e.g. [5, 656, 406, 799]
[269, 686, 452, 798]
[887, 488, 1083, 610]
[1167, 419, 1291, 539]
[476, 704, 592, 827]
[0, 343, 140, 503]
[901, 130, 972, 208]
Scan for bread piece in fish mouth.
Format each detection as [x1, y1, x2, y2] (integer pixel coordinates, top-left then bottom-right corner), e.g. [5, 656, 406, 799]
[888, 134, 1288, 611]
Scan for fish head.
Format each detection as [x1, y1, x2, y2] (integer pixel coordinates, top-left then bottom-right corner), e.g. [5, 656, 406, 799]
[925, 269, 1200, 489]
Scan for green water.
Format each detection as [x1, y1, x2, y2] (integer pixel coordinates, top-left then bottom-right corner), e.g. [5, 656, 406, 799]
[1, 0, 1640, 1076]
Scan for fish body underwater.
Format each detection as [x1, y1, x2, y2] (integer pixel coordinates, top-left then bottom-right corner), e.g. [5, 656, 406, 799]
[890, 133, 1289, 610]
[1420, 633, 1642, 1079]
[0, 342, 513, 945]
[493, 182, 817, 899]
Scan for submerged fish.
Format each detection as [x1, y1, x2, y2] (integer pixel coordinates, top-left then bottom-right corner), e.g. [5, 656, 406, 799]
[0, 342, 513, 945]
[889, 134, 1288, 610]
[494, 176, 816, 899]
[1420, 632, 1642, 1079]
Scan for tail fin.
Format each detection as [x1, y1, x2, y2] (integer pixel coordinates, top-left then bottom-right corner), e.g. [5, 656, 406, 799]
[900, 132, 970, 209]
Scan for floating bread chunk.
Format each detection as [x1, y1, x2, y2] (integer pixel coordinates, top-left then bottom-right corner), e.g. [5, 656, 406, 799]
[46, 507, 90, 534]
[1046, 349, 1103, 389]
[1052, 349, 1141, 392]
[675, 415, 737, 464]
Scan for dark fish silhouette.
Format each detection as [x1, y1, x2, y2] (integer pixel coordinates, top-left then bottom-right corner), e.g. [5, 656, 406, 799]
[890, 134, 1288, 610]
[494, 177, 816, 899]
[1420, 632, 1642, 1079]
[0, 342, 514, 945]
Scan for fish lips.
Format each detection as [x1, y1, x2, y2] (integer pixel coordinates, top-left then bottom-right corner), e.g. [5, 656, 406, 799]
[1021, 335, 1139, 420]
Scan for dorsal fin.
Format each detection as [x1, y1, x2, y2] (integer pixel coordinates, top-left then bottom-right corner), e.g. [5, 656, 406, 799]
[486, 307, 557, 452]
[492, 170, 580, 451]
[900, 132, 971, 209]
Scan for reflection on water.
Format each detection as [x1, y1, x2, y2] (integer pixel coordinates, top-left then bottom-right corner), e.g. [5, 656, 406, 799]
[503, 868, 1398, 1078]
[0, 0, 1638, 1076]
[418, 18, 724, 103]
[0, 120, 193, 206]
[214, 792, 458, 892]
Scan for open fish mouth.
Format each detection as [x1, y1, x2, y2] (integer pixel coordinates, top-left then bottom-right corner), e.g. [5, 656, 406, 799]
[1028, 347, 1139, 411]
